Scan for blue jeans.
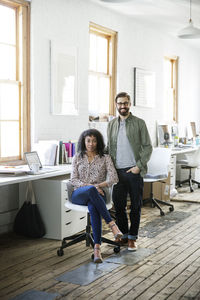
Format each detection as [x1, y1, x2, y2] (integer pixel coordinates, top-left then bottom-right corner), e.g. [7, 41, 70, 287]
[113, 168, 143, 240]
[71, 185, 112, 244]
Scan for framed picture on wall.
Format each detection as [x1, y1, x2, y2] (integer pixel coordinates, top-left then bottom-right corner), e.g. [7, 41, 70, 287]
[133, 67, 155, 108]
[50, 40, 78, 115]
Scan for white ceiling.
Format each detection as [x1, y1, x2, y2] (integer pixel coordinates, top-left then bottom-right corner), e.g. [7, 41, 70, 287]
[90, 0, 200, 46]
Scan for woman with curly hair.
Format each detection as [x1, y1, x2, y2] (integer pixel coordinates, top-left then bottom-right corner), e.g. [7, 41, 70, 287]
[70, 129, 122, 263]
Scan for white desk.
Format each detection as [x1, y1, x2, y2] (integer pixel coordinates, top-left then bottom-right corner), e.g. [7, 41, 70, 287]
[170, 146, 199, 192]
[171, 146, 197, 156]
[154, 146, 198, 197]
[0, 164, 72, 187]
[0, 164, 87, 240]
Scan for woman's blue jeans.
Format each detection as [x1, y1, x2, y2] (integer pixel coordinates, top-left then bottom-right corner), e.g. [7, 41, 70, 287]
[71, 185, 112, 244]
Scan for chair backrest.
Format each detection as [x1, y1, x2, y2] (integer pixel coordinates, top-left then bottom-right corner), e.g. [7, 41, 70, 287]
[184, 147, 200, 167]
[145, 147, 171, 179]
[66, 181, 74, 201]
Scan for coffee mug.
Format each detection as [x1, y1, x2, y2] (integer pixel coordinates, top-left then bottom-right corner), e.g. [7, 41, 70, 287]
[30, 163, 40, 174]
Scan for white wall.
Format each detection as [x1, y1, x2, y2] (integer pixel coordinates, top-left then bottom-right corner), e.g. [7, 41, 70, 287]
[2, 0, 200, 234]
[31, 0, 200, 147]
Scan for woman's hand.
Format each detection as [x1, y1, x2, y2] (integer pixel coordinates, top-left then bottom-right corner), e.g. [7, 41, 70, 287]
[94, 184, 104, 196]
[126, 166, 140, 174]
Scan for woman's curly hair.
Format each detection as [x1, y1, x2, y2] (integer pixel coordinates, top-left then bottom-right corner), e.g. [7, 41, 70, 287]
[77, 129, 105, 157]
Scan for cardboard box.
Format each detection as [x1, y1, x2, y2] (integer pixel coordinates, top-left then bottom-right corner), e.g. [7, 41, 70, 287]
[153, 181, 162, 200]
[162, 181, 170, 201]
[143, 182, 151, 200]
[143, 173, 171, 202]
[152, 172, 170, 202]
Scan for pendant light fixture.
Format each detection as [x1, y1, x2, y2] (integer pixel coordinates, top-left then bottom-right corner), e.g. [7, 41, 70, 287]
[177, 0, 200, 39]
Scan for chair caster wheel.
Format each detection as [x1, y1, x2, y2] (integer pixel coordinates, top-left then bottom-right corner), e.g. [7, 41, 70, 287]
[160, 211, 165, 216]
[114, 246, 120, 253]
[57, 249, 64, 256]
[190, 188, 194, 192]
[169, 206, 174, 212]
[91, 254, 94, 260]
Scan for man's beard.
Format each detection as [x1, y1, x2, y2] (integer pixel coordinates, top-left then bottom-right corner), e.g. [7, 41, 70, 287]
[117, 107, 129, 116]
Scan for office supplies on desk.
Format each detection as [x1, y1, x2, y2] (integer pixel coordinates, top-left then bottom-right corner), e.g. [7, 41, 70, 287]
[172, 145, 194, 152]
[157, 122, 180, 147]
[24, 151, 58, 174]
[157, 124, 173, 146]
[0, 166, 27, 175]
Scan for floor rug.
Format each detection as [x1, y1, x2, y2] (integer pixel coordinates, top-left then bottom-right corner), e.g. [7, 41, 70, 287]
[105, 248, 155, 265]
[56, 261, 119, 285]
[11, 290, 60, 300]
[139, 210, 191, 238]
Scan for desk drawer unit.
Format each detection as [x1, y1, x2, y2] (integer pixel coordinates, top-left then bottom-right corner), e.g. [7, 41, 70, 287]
[169, 155, 176, 192]
[19, 178, 87, 240]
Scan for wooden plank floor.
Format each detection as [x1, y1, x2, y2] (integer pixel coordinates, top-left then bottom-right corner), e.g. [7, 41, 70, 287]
[1, 200, 200, 300]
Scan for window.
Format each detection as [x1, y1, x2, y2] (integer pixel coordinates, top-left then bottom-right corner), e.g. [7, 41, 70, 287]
[0, 0, 30, 163]
[164, 56, 178, 122]
[89, 23, 117, 119]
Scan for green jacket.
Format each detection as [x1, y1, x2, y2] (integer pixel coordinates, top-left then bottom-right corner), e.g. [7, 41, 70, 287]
[107, 113, 153, 177]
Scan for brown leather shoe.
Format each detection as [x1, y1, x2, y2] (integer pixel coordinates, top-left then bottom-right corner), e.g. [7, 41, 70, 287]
[128, 239, 137, 251]
[115, 237, 128, 246]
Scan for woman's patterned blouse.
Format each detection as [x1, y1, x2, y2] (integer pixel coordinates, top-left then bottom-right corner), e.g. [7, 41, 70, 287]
[70, 153, 118, 190]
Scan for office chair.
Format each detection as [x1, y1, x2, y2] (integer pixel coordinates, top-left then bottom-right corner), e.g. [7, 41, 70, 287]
[177, 147, 200, 192]
[143, 147, 174, 216]
[57, 181, 120, 257]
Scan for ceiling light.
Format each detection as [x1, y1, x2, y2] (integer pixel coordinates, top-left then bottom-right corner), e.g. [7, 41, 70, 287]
[177, 0, 200, 39]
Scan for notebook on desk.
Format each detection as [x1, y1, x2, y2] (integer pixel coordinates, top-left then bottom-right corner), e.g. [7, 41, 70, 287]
[0, 166, 27, 175]
[24, 151, 58, 174]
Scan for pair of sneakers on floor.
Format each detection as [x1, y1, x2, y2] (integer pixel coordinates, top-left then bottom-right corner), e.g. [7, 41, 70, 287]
[115, 237, 137, 251]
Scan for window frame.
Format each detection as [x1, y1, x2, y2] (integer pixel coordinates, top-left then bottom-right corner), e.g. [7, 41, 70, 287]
[89, 22, 117, 116]
[0, 0, 30, 165]
[164, 56, 178, 123]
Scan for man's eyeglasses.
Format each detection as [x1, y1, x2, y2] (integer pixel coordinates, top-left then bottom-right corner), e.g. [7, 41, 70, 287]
[116, 101, 129, 106]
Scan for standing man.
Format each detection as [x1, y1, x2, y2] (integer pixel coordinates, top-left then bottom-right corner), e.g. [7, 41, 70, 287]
[107, 92, 152, 251]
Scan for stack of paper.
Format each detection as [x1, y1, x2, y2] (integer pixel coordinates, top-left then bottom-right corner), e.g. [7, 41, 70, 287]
[0, 166, 28, 175]
[32, 140, 59, 166]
